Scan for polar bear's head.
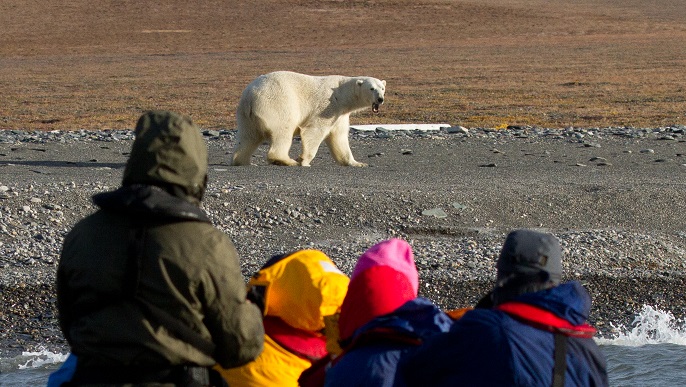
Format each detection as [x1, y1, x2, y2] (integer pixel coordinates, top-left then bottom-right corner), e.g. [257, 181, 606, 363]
[356, 77, 386, 113]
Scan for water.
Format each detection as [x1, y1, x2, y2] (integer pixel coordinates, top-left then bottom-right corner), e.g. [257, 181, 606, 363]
[597, 305, 686, 386]
[0, 350, 67, 386]
[1, 305, 685, 386]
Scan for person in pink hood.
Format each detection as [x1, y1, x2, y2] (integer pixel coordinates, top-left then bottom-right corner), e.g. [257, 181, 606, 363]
[321, 239, 453, 387]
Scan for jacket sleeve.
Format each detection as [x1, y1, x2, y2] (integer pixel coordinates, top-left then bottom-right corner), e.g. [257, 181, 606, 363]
[56, 262, 73, 344]
[204, 235, 264, 369]
[56, 234, 76, 345]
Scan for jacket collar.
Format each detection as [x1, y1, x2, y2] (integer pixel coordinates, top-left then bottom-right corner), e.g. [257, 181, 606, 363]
[496, 301, 597, 338]
[263, 316, 328, 361]
[93, 184, 211, 223]
[506, 281, 592, 326]
[341, 297, 453, 349]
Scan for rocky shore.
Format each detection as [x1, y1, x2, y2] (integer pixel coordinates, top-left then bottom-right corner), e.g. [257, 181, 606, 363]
[1, 125, 685, 358]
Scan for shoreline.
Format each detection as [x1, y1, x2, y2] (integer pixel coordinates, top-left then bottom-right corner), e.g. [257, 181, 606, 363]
[1, 126, 685, 357]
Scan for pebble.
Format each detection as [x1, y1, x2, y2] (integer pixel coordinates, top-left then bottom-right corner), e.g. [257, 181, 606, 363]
[422, 208, 448, 218]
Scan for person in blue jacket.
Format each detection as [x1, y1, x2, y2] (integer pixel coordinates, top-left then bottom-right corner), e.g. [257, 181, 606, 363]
[403, 229, 609, 387]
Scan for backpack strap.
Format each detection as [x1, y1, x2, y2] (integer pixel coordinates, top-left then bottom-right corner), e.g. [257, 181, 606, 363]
[552, 333, 568, 387]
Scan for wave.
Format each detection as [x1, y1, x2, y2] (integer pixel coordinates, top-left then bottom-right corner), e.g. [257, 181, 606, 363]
[0, 348, 68, 373]
[597, 305, 686, 346]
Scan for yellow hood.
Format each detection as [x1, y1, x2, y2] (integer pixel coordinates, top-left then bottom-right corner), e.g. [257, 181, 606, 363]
[249, 250, 349, 332]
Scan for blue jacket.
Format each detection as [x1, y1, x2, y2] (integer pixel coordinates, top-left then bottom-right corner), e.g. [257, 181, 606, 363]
[47, 353, 77, 387]
[403, 282, 608, 387]
[325, 297, 453, 387]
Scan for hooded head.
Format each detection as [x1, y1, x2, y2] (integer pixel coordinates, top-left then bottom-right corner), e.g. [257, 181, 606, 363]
[492, 229, 563, 305]
[122, 111, 208, 205]
[338, 239, 419, 342]
[247, 249, 350, 333]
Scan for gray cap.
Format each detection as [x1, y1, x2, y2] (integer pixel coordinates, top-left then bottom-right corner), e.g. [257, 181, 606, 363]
[496, 229, 562, 286]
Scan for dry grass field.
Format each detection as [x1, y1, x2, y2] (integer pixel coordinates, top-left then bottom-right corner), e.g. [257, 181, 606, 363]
[1, 0, 685, 131]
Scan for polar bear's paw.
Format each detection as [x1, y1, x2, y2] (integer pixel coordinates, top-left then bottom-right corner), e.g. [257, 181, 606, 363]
[269, 158, 300, 166]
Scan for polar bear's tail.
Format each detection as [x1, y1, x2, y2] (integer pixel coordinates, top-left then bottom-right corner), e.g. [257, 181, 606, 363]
[232, 91, 265, 166]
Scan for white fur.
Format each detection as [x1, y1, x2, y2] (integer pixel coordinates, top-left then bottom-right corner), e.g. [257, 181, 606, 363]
[231, 71, 386, 167]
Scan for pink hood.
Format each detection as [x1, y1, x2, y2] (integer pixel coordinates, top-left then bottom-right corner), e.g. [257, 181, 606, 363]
[338, 239, 419, 341]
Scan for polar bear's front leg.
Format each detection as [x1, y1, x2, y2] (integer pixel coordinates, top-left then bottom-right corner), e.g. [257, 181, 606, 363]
[325, 122, 368, 167]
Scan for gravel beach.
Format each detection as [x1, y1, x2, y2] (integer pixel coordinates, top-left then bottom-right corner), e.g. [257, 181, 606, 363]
[0, 126, 685, 358]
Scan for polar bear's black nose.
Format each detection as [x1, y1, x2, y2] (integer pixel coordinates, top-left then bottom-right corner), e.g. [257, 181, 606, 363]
[377, 97, 384, 104]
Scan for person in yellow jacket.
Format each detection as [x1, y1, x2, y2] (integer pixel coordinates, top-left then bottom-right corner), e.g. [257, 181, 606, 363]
[216, 249, 350, 386]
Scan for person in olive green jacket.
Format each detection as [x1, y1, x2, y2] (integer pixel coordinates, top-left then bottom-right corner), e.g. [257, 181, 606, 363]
[56, 111, 264, 386]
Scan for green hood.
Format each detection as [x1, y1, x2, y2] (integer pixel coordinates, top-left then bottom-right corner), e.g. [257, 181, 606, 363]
[123, 111, 208, 204]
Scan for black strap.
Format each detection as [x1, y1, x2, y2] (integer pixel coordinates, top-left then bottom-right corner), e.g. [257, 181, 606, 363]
[127, 227, 217, 358]
[552, 333, 568, 387]
[68, 364, 226, 387]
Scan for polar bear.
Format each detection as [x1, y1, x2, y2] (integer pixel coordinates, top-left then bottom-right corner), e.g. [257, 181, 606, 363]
[231, 71, 386, 167]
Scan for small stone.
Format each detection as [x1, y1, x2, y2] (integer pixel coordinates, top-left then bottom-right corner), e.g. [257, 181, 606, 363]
[452, 202, 467, 210]
[422, 208, 448, 218]
[446, 126, 469, 134]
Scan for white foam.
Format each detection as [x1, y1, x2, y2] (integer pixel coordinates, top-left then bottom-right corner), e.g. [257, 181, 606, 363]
[16, 349, 69, 370]
[597, 305, 686, 346]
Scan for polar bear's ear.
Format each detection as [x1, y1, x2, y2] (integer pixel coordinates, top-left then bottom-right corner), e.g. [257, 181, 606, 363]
[382, 80, 386, 87]
[357, 79, 364, 86]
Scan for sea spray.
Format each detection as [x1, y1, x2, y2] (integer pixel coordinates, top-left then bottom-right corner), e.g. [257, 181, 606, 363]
[597, 305, 686, 346]
[0, 348, 68, 373]
[17, 348, 69, 370]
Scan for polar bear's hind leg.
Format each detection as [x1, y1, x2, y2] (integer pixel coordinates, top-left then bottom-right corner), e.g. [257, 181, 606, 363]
[231, 129, 264, 166]
[267, 130, 299, 166]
